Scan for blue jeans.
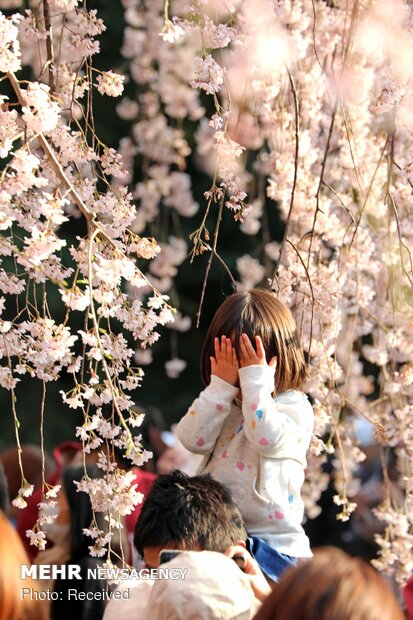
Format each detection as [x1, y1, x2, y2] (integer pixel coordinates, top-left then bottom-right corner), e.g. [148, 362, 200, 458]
[247, 535, 298, 582]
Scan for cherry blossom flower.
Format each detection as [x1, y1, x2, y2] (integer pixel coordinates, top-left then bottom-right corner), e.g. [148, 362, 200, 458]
[25, 529, 47, 550]
[0, 95, 19, 158]
[22, 82, 60, 133]
[0, 12, 22, 73]
[165, 358, 187, 379]
[159, 18, 185, 43]
[190, 55, 225, 95]
[236, 255, 265, 291]
[116, 97, 139, 120]
[96, 71, 125, 97]
[100, 147, 129, 179]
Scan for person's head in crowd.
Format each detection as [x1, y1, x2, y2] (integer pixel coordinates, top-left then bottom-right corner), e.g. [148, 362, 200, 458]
[156, 425, 204, 476]
[0, 445, 54, 520]
[253, 546, 404, 620]
[144, 550, 260, 619]
[53, 441, 83, 471]
[0, 462, 9, 515]
[137, 404, 168, 471]
[0, 510, 48, 620]
[52, 467, 126, 620]
[58, 464, 105, 560]
[134, 470, 247, 568]
[57, 464, 126, 564]
[15, 441, 95, 563]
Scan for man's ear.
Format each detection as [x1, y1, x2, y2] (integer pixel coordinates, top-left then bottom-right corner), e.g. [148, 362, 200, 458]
[235, 539, 246, 548]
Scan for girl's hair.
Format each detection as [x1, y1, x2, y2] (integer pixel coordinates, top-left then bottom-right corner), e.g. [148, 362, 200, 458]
[0, 510, 48, 620]
[253, 547, 404, 620]
[201, 288, 307, 393]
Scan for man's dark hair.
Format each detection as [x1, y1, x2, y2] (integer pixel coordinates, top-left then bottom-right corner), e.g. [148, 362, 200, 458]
[134, 470, 247, 556]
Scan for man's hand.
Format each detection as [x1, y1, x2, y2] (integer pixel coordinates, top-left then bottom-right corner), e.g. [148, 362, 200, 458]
[239, 334, 277, 369]
[225, 544, 272, 602]
[210, 335, 239, 386]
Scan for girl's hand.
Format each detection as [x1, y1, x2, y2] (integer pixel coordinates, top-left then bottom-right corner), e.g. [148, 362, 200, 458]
[239, 334, 277, 369]
[210, 335, 239, 386]
[224, 545, 272, 602]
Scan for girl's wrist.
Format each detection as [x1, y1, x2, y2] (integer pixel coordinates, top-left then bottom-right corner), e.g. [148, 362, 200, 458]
[208, 374, 240, 399]
[238, 364, 276, 387]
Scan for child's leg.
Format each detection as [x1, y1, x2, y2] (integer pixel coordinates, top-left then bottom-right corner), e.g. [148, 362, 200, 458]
[246, 535, 298, 582]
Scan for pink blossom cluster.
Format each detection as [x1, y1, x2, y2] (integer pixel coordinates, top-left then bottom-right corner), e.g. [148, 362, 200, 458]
[1, 0, 413, 581]
[144, 0, 413, 581]
[0, 0, 176, 554]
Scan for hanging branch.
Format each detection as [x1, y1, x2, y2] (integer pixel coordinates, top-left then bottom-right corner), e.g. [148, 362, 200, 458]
[8, 71, 95, 222]
[7, 71, 170, 301]
[196, 194, 226, 328]
[272, 67, 300, 290]
[285, 239, 316, 358]
[42, 0, 56, 95]
[306, 98, 338, 265]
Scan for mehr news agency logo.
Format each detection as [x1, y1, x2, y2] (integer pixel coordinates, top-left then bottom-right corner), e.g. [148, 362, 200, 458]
[20, 563, 188, 602]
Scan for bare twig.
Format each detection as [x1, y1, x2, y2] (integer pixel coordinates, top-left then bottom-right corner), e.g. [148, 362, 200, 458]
[196, 195, 225, 328]
[42, 0, 56, 95]
[285, 239, 316, 358]
[213, 250, 237, 290]
[348, 134, 389, 249]
[388, 194, 413, 288]
[311, 0, 323, 69]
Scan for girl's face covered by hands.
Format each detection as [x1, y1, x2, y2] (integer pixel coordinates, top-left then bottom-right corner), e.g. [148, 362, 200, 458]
[201, 289, 307, 393]
[210, 333, 277, 387]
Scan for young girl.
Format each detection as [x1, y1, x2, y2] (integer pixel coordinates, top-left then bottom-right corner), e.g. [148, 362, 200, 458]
[176, 288, 314, 580]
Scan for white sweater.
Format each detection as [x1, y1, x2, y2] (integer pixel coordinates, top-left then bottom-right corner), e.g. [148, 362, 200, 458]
[176, 365, 314, 558]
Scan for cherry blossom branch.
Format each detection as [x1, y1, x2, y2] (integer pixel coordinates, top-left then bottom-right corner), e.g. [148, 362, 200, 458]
[8, 71, 95, 219]
[344, 397, 385, 432]
[272, 67, 300, 288]
[306, 98, 338, 264]
[348, 134, 389, 248]
[342, 0, 360, 66]
[388, 194, 413, 288]
[2, 335, 27, 504]
[87, 229, 136, 455]
[386, 130, 413, 287]
[7, 72, 168, 304]
[40, 380, 47, 493]
[332, 419, 356, 521]
[284, 239, 315, 357]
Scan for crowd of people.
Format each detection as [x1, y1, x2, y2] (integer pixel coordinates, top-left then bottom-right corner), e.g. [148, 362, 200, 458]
[0, 289, 410, 619]
[0, 460, 407, 620]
